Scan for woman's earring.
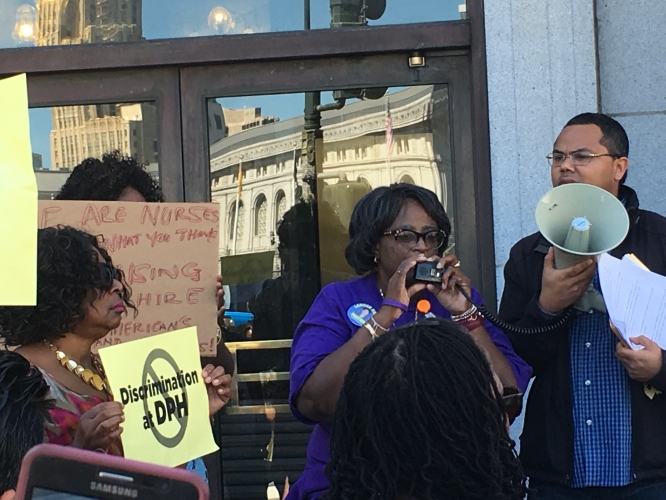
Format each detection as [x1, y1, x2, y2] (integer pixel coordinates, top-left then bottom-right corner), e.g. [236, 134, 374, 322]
[374, 256, 378, 264]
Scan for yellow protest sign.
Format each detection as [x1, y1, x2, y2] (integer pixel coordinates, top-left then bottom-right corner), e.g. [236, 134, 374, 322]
[0, 74, 37, 305]
[98, 327, 219, 467]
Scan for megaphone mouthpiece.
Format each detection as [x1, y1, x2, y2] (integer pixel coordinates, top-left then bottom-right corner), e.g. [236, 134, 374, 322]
[571, 216, 590, 231]
[564, 216, 591, 255]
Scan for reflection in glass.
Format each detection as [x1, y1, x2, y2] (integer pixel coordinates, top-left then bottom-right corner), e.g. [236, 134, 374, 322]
[208, 6, 234, 34]
[13, 4, 37, 44]
[30, 102, 159, 200]
[0, 0, 464, 49]
[208, 85, 454, 498]
[210, 84, 455, 348]
[35, 0, 142, 46]
[24, 0, 157, 198]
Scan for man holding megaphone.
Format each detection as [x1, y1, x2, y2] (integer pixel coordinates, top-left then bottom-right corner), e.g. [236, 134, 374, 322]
[499, 113, 666, 499]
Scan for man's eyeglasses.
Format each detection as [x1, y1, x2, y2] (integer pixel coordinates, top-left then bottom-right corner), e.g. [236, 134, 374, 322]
[547, 152, 619, 167]
[501, 386, 524, 422]
[382, 229, 447, 249]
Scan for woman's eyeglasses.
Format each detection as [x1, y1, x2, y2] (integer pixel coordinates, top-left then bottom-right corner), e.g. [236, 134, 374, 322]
[501, 386, 524, 421]
[96, 262, 123, 290]
[382, 228, 447, 249]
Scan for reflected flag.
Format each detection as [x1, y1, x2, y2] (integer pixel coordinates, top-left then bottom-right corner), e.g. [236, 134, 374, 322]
[385, 100, 394, 156]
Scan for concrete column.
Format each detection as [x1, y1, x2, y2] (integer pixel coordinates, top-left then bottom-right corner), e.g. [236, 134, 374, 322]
[597, 0, 666, 216]
[484, 0, 598, 300]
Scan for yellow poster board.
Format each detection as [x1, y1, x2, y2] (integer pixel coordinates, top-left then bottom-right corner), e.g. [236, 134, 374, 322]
[0, 74, 37, 305]
[98, 327, 219, 467]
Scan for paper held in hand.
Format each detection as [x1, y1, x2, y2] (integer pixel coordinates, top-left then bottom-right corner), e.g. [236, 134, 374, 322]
[598, 253, 666, 350]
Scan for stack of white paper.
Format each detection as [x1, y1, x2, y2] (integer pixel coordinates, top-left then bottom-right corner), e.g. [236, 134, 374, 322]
[598, 253, 666, 350]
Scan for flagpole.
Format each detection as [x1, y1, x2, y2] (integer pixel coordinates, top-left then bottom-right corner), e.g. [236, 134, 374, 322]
[385, 98, 393, 184]
[387, 139, 392, 184]
[292, 141, 298, 202]
[232, 156, 243, 256]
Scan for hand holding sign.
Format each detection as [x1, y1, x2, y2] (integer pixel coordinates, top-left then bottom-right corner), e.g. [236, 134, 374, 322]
[99, 327, 219, 467]
[73, 401, 125, 451]
[215, 275, 226, 330]
[202, 364, 232, 416]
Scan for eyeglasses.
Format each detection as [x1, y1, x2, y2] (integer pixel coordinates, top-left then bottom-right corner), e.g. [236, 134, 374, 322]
[547, 151, 618, 167]
[382, 228, 447, 249]
[96, 261, 123, 290]
[501, 386, 524, 421]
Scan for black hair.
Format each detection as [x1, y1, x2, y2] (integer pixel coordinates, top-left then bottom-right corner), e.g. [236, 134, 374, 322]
[565, 113, 629, 184]
[345, 184, 451, 275]
[56, 151, 165, 202]
[0, 351, 54, 493]
[0, 226, 136, 347]
[325, 319, 526, 500]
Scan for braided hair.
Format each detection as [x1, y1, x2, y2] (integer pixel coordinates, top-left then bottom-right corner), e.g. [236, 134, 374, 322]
[325, 318, 526, 500]
[56, 151, 165, 202]
[0, 351, 54, 492]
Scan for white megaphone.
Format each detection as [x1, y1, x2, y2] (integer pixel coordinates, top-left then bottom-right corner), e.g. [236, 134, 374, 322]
[535, 183, 630, 269]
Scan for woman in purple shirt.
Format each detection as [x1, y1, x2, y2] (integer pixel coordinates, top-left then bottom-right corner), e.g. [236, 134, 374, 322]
[288, 184, 531, 499]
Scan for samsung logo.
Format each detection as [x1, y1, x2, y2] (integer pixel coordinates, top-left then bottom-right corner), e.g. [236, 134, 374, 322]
[90, 481, 139, 498]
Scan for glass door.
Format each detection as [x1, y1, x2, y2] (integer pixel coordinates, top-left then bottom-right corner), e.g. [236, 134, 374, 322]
[178, 50, 491, 499]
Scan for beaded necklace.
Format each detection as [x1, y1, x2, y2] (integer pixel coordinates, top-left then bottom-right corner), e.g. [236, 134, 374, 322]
[50, 344, 110, 393]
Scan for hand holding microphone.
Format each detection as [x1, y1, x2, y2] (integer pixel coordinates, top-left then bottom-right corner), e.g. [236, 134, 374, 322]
[415, 255, 472, 315]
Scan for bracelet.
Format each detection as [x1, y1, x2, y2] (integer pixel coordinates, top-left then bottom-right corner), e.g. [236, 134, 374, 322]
[457, 318, 484, 332]
[451, 305, 479, 322]
[370, 316, 389, 333]
[382, 299, 408, 312]
[362, 321, 380, 342]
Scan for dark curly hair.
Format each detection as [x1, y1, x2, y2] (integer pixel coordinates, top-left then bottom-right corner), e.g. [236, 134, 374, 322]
[0, 226, 135, 347]
[345, 184, 451, 275]
[56, 151, 165, 202]
[325, 318, 527, 500]
[0, 350, 54, 492]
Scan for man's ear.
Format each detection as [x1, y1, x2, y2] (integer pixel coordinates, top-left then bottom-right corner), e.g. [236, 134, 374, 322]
[613, 157, 629, 182]
[0, 488, 16, 500]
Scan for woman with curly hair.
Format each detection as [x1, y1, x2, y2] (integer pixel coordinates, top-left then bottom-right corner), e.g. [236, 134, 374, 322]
[325, 318, 527, 500]
[0, 226, 230, 455]
[56, 151, 165, 203]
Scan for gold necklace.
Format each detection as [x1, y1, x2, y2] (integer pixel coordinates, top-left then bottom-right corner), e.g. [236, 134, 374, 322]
[51, 344, 109, 392]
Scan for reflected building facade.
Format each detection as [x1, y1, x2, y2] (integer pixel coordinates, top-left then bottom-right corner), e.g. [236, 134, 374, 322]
[210, 85, 453, 260]
[36, 0, 156, 170]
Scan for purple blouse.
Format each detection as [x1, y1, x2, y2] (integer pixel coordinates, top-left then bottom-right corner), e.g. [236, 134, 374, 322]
[287, 273, 531, 499]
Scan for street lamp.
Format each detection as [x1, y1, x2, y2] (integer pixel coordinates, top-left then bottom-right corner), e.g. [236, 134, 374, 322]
[330, 0, 386, 27]
[13, 4, 37, 45]
[208, 6, 235, 34]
